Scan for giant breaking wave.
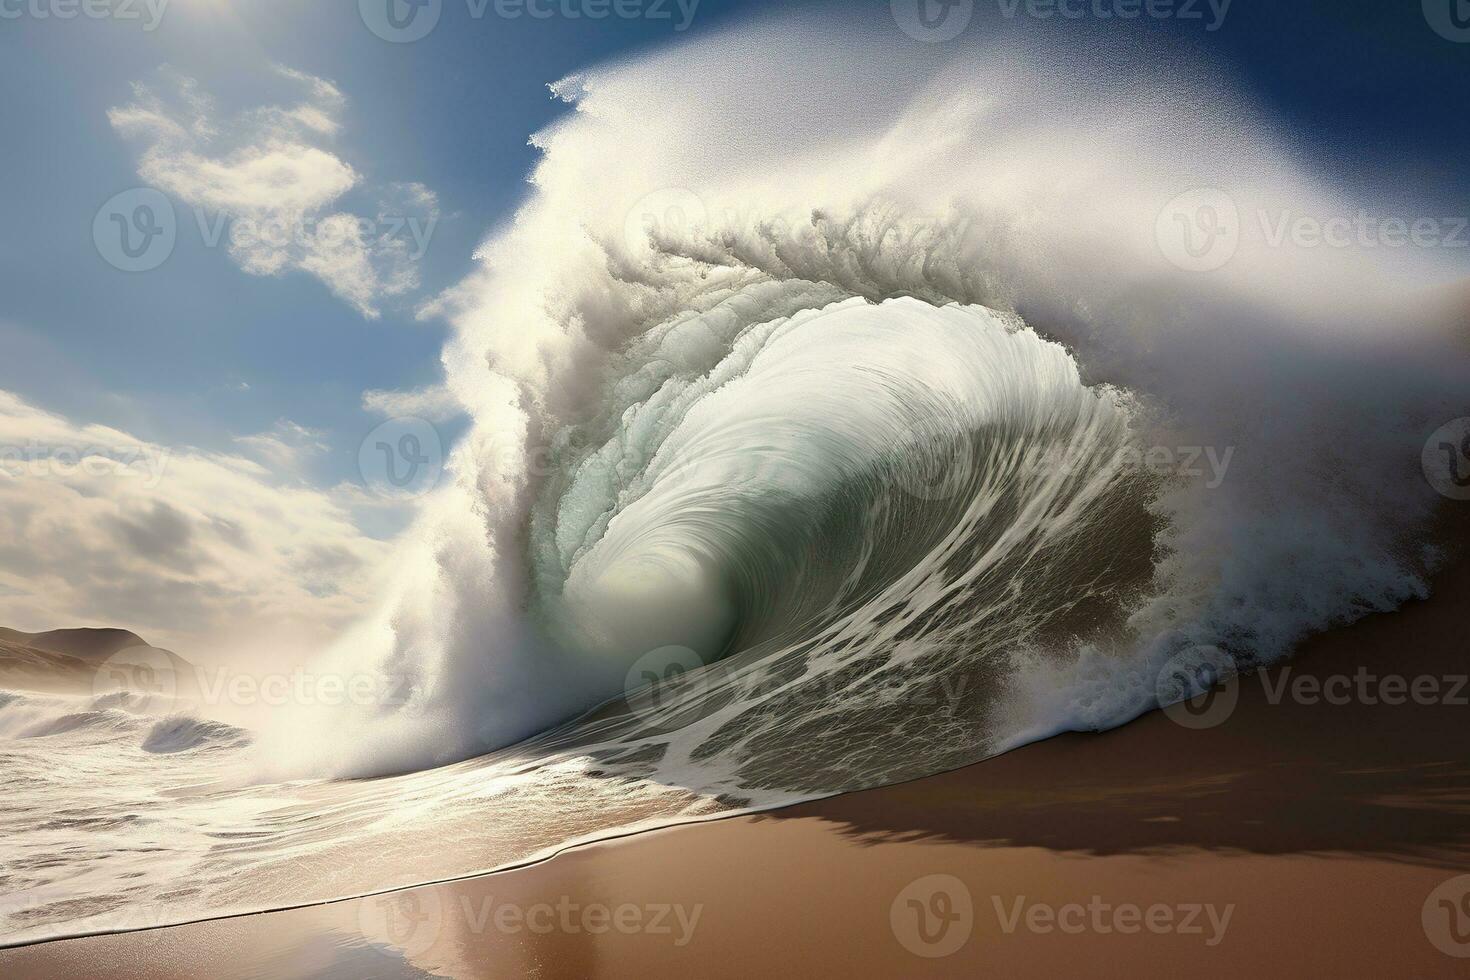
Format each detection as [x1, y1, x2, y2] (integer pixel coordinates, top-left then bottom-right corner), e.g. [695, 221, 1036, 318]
[4, 15, 1466, 947]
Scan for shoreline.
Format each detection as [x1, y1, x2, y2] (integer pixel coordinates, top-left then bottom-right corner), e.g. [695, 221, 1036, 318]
[5, 557, 1470, 977]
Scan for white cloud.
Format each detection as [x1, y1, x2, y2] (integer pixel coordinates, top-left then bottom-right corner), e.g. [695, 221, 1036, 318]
[0, 391, 392, 662]
[234, 418, 330, 474]
[361, 383, 461, 422]
[109, 65, 440, 318]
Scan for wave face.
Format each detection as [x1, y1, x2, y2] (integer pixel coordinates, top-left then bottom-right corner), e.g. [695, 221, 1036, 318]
[5, 14, 1468, 947]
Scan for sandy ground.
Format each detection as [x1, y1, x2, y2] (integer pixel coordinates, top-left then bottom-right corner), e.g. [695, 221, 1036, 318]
[4, 556, 1469, 978]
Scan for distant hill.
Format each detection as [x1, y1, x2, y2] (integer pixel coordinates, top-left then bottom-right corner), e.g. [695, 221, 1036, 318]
[0, 627, 195, 698]
[0, 627, 152, 661]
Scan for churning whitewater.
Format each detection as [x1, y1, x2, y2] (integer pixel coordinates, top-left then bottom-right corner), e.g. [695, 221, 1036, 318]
[3, 15, 1466, 947]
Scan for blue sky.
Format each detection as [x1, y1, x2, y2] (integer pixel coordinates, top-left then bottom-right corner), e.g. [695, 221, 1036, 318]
[0, 0, 773, 475]
[2, 1, 1465, 471]
[0, 0, 1465, 655]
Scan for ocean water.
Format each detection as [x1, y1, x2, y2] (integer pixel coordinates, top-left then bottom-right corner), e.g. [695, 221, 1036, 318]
[3, 17, 1467, 947]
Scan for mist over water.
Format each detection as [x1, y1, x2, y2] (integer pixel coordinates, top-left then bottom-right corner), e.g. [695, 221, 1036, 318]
[276, 18, 1464, 773]
[4, 13, 1467, 947]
